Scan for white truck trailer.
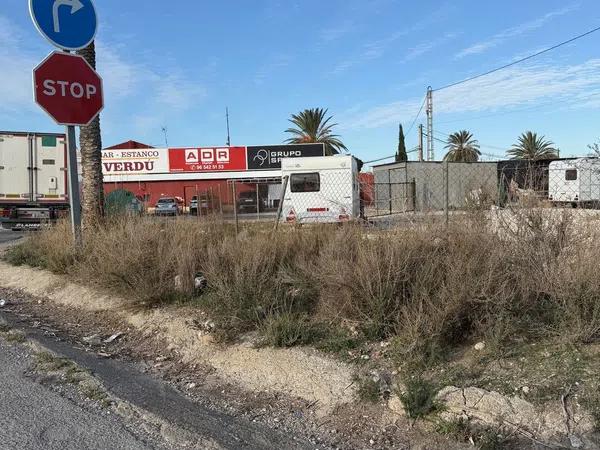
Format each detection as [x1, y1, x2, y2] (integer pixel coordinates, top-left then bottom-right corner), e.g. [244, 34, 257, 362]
[549, 158, 600, 207]
[0, 131, 70, 229]
[280, 155, 360, 224]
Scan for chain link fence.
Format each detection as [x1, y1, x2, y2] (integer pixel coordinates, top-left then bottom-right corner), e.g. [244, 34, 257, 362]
[146, 157, 600, 232]
[369, 158, 600, 228]
[275, 170, 360, 225]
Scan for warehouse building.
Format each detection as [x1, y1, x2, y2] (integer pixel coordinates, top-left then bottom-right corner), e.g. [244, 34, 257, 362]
[102, 141, 326, 211]
[372, 161, 498, 213]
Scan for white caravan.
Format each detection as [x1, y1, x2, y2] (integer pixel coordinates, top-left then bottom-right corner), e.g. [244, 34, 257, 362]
[280, 155, 360, 224]
[548, 158, 600, 206]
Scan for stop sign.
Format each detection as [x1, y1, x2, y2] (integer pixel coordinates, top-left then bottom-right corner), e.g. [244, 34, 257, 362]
[33, 51, 103, 126]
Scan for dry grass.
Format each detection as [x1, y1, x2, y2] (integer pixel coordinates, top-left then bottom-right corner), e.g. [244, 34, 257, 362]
[4, 211, 600, 366]
[4, 221, 75, 273]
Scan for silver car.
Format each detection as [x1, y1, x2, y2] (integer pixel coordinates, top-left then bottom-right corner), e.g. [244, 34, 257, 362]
[155, 197, 181, 216]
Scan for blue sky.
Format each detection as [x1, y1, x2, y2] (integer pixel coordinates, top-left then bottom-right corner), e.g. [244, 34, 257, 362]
[2, 0, 600, 164]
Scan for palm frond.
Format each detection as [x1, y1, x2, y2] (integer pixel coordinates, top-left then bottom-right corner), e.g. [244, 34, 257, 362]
[284, 108, 347, 154]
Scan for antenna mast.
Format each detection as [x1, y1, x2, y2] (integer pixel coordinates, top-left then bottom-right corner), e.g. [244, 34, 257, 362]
[226, 107, 231, 147]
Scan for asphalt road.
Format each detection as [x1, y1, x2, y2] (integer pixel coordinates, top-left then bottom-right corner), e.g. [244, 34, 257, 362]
[0, 229, 23, 245]
[0, 310, 314, 450]
[0, 338, 156, 450]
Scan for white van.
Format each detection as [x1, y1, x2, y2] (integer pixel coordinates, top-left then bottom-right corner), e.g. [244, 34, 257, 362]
[549, 158, 600, 206]
[280, 155, 359, 224]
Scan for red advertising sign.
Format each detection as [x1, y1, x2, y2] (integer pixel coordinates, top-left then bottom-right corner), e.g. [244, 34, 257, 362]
[169, 147, 247, 172]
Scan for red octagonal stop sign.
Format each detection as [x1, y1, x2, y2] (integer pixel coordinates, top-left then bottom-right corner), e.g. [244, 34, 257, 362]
[33, 51, 104, 126]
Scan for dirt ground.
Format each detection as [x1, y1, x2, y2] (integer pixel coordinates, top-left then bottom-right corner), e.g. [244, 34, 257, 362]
[0, 286, 469, 450]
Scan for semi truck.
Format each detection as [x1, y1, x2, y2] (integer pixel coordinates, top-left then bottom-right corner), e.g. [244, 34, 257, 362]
[0, 131, 70, 230]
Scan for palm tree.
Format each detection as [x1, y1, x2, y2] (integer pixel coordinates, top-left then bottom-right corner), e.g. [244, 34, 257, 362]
[507, 131, 558, 160]
[443, 130, 481, 162]
[77, 41, 104, 233]
[285, 108, 347, 155]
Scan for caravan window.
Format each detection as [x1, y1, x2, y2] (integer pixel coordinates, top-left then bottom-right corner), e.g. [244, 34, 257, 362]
[290, 173, 320, 192]
[565, 169, 577, 181]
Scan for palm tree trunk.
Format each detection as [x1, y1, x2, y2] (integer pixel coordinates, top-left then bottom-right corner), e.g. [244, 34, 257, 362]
[76, 41, 104, 232]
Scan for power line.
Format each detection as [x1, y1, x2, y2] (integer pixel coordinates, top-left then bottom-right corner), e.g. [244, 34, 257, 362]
[434, 25, 600, 92]
[405, 95, 426, 135]
[433, 130, 507, 154]
[435, 90, 600, 125]
[364, 147, 419, 164]
[426, 132, 505, 160]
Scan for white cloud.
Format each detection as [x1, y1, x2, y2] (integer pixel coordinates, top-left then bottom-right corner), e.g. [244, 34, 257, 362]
[0, 16, 207, 126]
[96, 43, 139, 99]
[254, 55, 292, 85]
[320, 21, 356, 42]
[403, 32, 460, 62]
[155, 74, 207, 111]
[343, 58, 600, 129]
[329, 29, 408, 75]
[0, 16, 38, 114]
[330, 6, 456, 75]
[95, 42, 206, 111]
[456, 4, 579, 58]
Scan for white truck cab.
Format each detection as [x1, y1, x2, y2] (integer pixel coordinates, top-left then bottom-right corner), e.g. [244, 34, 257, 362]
[280, 155, 359, 224]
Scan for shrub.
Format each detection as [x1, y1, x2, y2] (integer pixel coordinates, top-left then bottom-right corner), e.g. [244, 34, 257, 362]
[4, 240, 46, 268]
[434, 417, 470, 440]
[4, 221, 75, 273]
[260, 313, 323, 347]
[6, 209, 600, 360]
[199, 228, 325, 336]
[399, 376, 440, 419]
[356, 375, 380, 403]
[75, 217, 219, 303]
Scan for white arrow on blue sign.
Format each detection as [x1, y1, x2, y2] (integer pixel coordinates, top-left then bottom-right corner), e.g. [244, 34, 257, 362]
[29, 0, 98, 51]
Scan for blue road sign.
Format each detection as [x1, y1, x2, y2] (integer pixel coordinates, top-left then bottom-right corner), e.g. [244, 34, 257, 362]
[29, 0, 97, 51]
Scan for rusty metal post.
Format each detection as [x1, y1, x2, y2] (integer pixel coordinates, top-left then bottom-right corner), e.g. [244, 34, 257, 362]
[218, 184, 223, 216]
[256, 183, 260, 220]
[232, 181, 239, 234]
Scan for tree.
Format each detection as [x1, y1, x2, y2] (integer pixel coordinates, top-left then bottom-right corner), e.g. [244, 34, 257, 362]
[507, 131, 558, 160]
[284, 108, 347, 156]
[588, 140, 600, 157]
[443, 130, 481, 162]
[76, 41, 105, 232]
[396, 124, 407, 162]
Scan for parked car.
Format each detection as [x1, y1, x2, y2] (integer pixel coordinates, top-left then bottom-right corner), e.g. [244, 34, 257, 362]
[237, 191, 265, 213]
[155, 197, 183, 216]
[189, 196, 198, 215]
[189, 196, 212, 215]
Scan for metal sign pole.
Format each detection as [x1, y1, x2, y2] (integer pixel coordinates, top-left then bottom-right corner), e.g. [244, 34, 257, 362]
[274, 176, 289, 230]
[66, 125, 82, 243]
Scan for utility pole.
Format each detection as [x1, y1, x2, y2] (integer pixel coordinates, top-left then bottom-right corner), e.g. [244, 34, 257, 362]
[161, 126, 168, 147]
[426, 86, 434, 161]
[226, 107, 231, 147]
[418, 124, 424, 162]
